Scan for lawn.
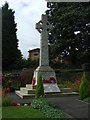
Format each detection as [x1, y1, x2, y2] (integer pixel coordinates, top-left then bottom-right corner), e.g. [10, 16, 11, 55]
[2, 106, 46, 118]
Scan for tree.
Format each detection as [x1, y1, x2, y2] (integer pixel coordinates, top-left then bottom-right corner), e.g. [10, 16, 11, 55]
[2, 2, 22, 71]
[46, 2, 90, 66]
[35, 73, 44, 98]
[27, 58, 39, 68]
[79, 72, 89, 100]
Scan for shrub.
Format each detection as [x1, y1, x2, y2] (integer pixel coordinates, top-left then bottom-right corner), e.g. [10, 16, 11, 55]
[31, 98, 69, 119]
[10, 82, 21, 92]
[2, 76, 11, 93]
[31, 98, 49, 109]
[35, 73, 44, 98]
[79, 72, 89, 100]
[2, 76, 8, 89]
[7, 80, 12, 88]
[83, 97, 90, 104]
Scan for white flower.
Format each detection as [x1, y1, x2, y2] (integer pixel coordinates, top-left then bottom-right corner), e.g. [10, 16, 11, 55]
[24, 104, 28, 106]
[17, 103, 20, 106]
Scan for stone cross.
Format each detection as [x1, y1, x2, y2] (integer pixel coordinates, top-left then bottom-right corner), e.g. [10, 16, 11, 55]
[36, 14, 52, 66]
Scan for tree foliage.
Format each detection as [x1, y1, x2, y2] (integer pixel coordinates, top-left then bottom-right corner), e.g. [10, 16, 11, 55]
[46, 2, 90, 66]
[2, 2, 22, 71]
[79, 72, 89, 100]
[13, 58, 39, 70]
[35, 73, 44, 98]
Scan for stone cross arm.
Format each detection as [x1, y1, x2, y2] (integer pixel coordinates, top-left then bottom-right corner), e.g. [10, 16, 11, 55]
[36, 20, 43, 33]
[36, 14, 53, 33]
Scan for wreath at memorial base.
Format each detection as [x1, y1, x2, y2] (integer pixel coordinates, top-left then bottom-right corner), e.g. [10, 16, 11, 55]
[43, 77, 56, 84]
[49, 77, 56, 84]
[32, 77, 35, 85]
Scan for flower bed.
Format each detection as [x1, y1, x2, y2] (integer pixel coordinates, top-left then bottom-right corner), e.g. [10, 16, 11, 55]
[58, 79, 90, 93]
[31, 98, 70, 119]
[2, 76, 11, 95]
[10, 103, 30, 106]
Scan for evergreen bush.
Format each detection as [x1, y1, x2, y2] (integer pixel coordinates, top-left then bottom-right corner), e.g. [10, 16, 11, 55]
[79, 72, 89, 100]
[35, 73, 44, 98]
[31, 98, 69, 119]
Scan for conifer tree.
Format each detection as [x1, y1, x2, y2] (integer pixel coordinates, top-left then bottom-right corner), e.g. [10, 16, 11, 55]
[2, 2, 22, 71]
[35, 73, 44, 98]
[79, 72, 89, 100]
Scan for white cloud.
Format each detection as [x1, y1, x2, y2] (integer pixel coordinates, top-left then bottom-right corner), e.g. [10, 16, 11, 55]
[0, 0, 47, 58]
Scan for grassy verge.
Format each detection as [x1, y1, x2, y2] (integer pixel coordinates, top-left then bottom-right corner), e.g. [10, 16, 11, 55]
[2, 106, 46, 118]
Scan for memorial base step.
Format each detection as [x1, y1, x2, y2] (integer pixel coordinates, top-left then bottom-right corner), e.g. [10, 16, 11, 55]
[26, 84, 36, 89]
[60, 88, 73, 93]
[20, 87, 36, 94]
[15, 90, 78, 99]
[15, 90, 35, 99]
[15, 84, 79, 99]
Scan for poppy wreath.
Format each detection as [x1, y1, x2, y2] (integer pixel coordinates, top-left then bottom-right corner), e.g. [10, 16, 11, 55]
[32, 77, 35, 85]
[49, 77, 56, 84]
[43, 77, 56, 84]
[43, 79, 48, 83]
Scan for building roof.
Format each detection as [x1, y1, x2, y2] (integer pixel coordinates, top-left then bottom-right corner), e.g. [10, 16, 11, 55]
[28, 48, 40, 53]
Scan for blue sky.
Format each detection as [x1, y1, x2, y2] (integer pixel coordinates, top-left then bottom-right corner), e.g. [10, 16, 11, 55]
[0, 0, 47, 58]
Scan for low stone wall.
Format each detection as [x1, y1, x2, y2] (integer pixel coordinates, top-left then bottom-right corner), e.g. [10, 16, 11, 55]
[3, 69, 90, 85]
[3, 68, 34, 86]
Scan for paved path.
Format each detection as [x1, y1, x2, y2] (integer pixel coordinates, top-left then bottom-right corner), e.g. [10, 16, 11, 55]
[48, 96, 89, 119]
[7, 93, 89, 119]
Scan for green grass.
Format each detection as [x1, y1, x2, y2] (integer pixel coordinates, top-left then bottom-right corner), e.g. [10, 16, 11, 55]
[2, 106, 46, 118]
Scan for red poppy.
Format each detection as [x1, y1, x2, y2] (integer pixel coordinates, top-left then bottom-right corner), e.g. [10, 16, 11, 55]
[43, 79, 48, 84]
[32, 77, 35, 85]
[75, 80, 81, 85]
[11, 102, 17, 106]
[7, 88, 10, 93]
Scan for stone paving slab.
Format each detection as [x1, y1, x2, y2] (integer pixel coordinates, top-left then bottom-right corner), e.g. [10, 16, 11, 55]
[6, 93, 89, 119]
